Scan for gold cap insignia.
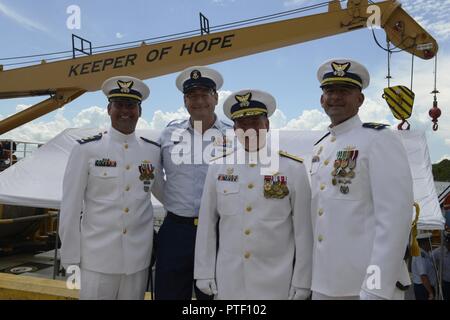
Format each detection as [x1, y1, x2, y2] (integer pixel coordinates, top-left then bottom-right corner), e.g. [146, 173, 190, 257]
[117, 80, 133, 93]
[235, 92, 252, 108]
[190, 70, 201, 80]
[331, 62, 351, 77]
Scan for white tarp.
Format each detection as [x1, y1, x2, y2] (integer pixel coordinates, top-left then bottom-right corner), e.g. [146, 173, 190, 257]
[0, 127, 444, 230]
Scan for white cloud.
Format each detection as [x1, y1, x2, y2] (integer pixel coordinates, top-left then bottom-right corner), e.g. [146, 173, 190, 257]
[216, 90, 232, 122]
[16, 104, 31, 112]
[0, 1, 48, 32]
[116, 32, 124, 39]
[147, 107, 189, 130]
[136, 117, 151, 129]
[401, 0, 450, 40]
[285, 109, 329, 130]
[358, 97, 395, 125]
[270, 109, 288, 129]
[71, 106, 109, 128]
[284, 0, 310, 7]
[2, 109, 70, 142]
[365, 50, 450, 162]
[0, 90, 235, 143]
[438, 154, 450, 162]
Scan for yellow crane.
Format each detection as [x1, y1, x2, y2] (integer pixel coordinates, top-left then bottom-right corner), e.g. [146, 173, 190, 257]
[0, 0, 438, 135]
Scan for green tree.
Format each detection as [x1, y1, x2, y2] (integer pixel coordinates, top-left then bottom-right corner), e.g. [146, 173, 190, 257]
[432, 159, 450, 182]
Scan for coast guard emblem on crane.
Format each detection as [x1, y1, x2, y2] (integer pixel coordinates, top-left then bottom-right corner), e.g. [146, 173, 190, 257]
[117, 80, 133, 93]
[332, 62, 351, 77]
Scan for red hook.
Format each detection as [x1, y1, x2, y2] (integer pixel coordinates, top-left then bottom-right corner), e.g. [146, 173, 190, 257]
[429, 100, 441, 132]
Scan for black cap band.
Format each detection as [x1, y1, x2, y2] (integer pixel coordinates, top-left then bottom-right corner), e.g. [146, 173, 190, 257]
[183, 77, 216, 93]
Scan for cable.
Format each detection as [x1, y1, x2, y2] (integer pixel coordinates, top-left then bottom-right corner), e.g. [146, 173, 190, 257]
[0, 0, 338, 66]
[371, 28, 415, 53]
[386, 39, 391, 87]
[410, 53, 414, 91]
[433, 54, 438, 94]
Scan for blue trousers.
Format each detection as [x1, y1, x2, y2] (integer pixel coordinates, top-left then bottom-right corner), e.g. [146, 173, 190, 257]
[414, 283, 435, 300]
[154, 213, 213, 300]
[443, 281, 450, 300]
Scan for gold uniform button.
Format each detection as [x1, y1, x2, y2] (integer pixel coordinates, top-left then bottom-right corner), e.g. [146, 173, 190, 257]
[249, 164, 256, 168]
[324, 160, 330, 166]
[318, 208, 324, 216]
[223, 190, 228, 194]
[124, 208, 129, 213]
[123, 229, 127, 234]
[330, 136, 336, 142]
[244, 252, 251, 259]
[246, 206, 252, 212]
[103, 172, 107, 176]
[126, 165, 130, 170]
[244, 229, 251, 236]
[124, 144, 129, 149]
[248, 183, 254, 189]
[125, 186, 130, 192]
[320, 184, 326, 191]
[318, 235, 323, 242]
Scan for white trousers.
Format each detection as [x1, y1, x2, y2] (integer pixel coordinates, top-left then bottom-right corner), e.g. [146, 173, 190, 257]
[312, 290, 405, 300]
[312, 292, 359, 300]
[80, 268, 148, 300]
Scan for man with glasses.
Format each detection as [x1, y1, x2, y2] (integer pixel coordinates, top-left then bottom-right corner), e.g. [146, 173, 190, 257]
[59, 76, 164, 299]
[154, 66, 232, 300]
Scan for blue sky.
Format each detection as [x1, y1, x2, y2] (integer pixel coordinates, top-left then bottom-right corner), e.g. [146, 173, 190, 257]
[0, 0, 449, 162]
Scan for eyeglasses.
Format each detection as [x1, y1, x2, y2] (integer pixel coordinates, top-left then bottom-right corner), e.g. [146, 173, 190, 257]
[185, 92, 213, 100]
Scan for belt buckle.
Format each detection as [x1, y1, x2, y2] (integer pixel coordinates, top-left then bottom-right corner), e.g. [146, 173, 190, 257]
[194, 218, 198, 226]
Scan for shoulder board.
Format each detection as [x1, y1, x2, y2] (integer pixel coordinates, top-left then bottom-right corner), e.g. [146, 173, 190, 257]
[362, 123, 389, 130]
[279, 150, 303, 163]
[140, 137, 161, 148]
[209, 149, 235, 162]
[314, 132, 330, 146]
[77, 133, 102, 144]
[166, 119, 187, 127]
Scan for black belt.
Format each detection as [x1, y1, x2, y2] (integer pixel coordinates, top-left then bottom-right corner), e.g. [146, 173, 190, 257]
[166, 211, 198, 226]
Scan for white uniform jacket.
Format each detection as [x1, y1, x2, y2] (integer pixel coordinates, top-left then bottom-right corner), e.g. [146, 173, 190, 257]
[59, 127, 164, 275]
[310, 115, 413, 299]
[194, 144, 313, 299]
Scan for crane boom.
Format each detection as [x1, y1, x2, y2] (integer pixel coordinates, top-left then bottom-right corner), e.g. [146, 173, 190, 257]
[0, 0, 438, 134]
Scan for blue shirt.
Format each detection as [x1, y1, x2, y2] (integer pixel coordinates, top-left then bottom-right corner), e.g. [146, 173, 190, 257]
[159, 116, 232, 217]
[412, 249, 437, 287]
[432, 246, 450, 282]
